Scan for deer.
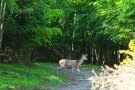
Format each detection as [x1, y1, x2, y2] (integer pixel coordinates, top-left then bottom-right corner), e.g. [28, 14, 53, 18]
[57, 54, 87, 80]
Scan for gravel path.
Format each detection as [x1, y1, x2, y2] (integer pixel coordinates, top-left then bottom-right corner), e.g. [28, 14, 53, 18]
[47, 66, 100, 90]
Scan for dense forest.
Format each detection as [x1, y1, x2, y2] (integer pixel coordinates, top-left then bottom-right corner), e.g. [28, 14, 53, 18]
[0, 0, 135, 66]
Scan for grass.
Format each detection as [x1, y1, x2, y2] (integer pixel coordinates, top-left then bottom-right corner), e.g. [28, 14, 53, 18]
[0, 62, 101, 90]
[81, 64, 101, 69]
[0, 63, 68, 90]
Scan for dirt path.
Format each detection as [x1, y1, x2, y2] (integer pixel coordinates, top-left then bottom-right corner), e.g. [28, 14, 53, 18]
[47, 66, 100, 90]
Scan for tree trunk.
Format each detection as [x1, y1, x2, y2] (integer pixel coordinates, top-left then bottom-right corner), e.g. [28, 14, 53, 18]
[0, 0, 6, 62]
[82, 31, 85, 54]
[94, 43, 99, 64]
[72, 12, 76, 52]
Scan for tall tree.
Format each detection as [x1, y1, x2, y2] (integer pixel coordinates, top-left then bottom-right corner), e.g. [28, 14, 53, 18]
[95, 0, 135, 44]
[0, 0, 6, 62]
[0, 0, 17, 62]
[2, 0, 62, 63]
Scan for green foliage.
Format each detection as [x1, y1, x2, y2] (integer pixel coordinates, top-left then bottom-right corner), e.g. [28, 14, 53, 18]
[5, 0, 18, 13]
[33, 0, 123, 65]
[2, 0, 63, 63]
[2, 0, 135, 66]
[95, 0, 135, 44]
[0, 63, 68, 89]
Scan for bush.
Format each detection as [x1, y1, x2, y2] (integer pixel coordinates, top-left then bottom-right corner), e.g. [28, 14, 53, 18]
[91, 40, 135, 90]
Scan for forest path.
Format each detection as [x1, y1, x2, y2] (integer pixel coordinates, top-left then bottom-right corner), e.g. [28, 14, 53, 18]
[46, 65, 101, 90]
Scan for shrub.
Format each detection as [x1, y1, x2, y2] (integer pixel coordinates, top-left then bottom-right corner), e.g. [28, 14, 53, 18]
[91, 40, 135, 90]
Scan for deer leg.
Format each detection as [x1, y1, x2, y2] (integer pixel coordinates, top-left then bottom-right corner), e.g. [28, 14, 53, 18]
[57, 67, 59, 76]
[57, 67, 62, 76]
[72, 67, 75, 80]
[77, 68, 85, 79]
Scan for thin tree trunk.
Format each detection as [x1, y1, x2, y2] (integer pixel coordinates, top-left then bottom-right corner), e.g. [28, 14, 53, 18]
[94, 43, 99, 64]
[82, 31, 85, 54]
[72, 12, 76, 52]
[0, 0, 6, 62]
[91, 48, 94, 64]
[117, 46, 121, 64]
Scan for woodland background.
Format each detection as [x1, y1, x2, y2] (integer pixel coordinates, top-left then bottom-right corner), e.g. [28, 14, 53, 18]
[1, 0, 135, 66]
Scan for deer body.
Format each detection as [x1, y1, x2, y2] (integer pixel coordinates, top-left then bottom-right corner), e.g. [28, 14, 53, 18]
[57, 54, 87, 80]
